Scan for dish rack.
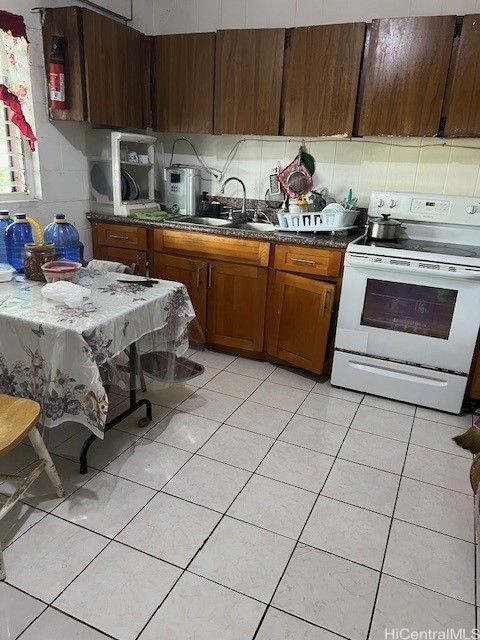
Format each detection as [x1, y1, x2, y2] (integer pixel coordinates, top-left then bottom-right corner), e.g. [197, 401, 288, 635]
[276, 210, 358, 232]
[87, 130, 159, 217]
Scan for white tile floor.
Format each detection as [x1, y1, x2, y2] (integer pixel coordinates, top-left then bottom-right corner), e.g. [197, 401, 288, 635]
[0, 350, 477, 640]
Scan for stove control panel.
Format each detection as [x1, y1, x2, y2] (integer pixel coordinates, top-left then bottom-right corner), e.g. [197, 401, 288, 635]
[369, 192, 480, 226]
[410, 198, 450, 215]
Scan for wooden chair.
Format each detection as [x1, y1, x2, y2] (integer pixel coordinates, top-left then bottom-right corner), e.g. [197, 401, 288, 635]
[0, 395, 64, 580]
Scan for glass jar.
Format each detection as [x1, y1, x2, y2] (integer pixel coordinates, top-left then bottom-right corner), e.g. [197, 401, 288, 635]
[24, 242, 57, 281]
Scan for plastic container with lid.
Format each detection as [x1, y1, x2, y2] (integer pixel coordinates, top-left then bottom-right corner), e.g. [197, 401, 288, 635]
[44, 214, 82, 262]
[0, 264, 15, 282]
[5, 213, 36, 273]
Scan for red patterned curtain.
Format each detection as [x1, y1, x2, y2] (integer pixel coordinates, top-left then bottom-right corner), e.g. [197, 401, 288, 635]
[0, 10, 37, 151]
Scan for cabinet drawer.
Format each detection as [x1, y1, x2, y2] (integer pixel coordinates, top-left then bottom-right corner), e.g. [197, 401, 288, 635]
[153, 229, 270, 267]
[274, 244, 342, 277]
[95, 223, 147, 250]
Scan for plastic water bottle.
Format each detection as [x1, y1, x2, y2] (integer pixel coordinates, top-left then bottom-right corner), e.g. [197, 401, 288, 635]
[5, 213, 34, 273]
[0, 210, 12, 264]
[44, 214, 82, 262]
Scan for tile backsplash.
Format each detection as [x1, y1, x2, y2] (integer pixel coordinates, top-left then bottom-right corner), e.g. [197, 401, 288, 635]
[157, 133, 480, 208]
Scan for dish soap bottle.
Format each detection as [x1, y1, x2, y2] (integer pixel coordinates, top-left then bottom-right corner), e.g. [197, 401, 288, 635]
[0, 210, 11, 264]
[44, 214, 82, 262]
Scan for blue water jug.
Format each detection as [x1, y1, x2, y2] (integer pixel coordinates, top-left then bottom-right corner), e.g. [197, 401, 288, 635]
[44, 214, 82, 262]
[5, 213, 34, 273]
[0, 210, 11, 264]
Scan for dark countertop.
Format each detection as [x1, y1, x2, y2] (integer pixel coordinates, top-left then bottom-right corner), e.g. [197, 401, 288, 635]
[86, 213, 365, 249]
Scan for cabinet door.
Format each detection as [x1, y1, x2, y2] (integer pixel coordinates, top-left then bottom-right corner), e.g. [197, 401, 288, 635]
[357, 16, 456, 137]
[283, 23, 365, 136]
[152, 254, 207, 343]
[267, 272, 335, 374]
[82, 9, 143, 128]
[42, 7, 87, 121]
[443, 16, 480, 137]
[207, 262, 267, 352]
[97, 246, 147, 276]
[153, 33, 215, 133]
[214, 29, 285, 135]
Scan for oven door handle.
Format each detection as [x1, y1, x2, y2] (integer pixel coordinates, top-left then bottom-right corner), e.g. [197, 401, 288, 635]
[345, 254, 480, 281]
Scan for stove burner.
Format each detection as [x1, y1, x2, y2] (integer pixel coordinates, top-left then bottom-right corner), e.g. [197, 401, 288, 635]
[419, 245, 477, 257]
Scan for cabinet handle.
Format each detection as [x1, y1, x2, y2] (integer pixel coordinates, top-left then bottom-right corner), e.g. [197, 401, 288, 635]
[207, 264, 212, 287]
[196, 264, 200, 288]
[109, 234, 130, 240]
[291, 258, 316, 265]
[323, 289, 332, 313]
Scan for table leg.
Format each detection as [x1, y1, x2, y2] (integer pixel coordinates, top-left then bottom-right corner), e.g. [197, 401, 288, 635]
[80, 343, 152, 474]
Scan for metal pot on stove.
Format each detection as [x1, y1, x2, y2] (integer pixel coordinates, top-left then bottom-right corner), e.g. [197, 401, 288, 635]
[366, 213, 403, 241]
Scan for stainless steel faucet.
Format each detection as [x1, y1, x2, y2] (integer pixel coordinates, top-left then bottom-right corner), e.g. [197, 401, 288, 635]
[220, 177, 247, 217]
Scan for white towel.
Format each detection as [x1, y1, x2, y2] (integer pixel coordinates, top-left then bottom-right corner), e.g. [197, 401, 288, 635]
[87, 259, 129, 273]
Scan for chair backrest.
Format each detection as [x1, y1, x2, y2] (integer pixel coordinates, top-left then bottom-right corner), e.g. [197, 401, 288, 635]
[0, 395, 40, 456]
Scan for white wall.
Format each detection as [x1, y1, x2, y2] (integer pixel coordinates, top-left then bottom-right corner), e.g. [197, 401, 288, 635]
[153, 0, 480, 207]
[148, 0, 480, 34]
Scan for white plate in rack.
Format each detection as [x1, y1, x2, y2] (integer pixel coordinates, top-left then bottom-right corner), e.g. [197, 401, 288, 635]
[274, 225, 358, 233]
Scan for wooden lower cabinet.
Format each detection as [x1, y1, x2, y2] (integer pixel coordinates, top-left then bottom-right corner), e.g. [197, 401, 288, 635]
[151, 228, 270, 353]
[153, 253, 207, 344]
[90, 221, 342, 369]
[152, 255, 267, 352]
[207, 261, 268, 352]
[267, 271, 335, 374]
[467, 335, 480, 400]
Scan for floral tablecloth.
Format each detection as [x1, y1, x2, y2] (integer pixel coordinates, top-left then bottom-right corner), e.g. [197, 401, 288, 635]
[0, 270, 195, 437]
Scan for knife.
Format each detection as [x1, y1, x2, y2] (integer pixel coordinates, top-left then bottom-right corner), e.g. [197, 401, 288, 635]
[117, 279, 159, 287]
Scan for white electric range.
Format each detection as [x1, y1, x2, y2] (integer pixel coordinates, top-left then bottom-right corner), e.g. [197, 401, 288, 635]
[331, 191, 480, 414]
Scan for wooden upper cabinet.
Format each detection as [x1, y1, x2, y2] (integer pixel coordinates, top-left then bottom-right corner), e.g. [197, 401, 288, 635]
[82, 9, 143, 129]
[282, 24, 365, 136]
[153, 33, 215, 133]
[42, 7, 144, 128]
[356, 16, 456, 137]
[214, 29, 285, 135]
[42, 7, 87, 121]
[442, 16, 480, 137]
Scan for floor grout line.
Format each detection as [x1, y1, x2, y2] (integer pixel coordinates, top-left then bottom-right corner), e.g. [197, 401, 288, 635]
[364, 405, 419, 640]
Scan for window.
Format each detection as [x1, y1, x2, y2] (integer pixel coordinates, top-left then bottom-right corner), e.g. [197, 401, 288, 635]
[0, 9, 39, 202]
[0, 104, 34, 200]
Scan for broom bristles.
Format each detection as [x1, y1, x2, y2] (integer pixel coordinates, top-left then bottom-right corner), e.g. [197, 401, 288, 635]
[453, 424, 480, 455]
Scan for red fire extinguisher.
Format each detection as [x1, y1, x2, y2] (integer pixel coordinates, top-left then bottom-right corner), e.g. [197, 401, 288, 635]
[49, 36, 66, 110]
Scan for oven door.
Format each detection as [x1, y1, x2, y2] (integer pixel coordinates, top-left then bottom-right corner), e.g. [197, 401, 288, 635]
[335, 254, 480, 374]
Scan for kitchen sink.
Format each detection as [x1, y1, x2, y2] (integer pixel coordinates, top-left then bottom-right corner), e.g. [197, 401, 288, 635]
[170, 216, 233, 227]
[229, 221, 276, 232]
[169, 216, 275, 233]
